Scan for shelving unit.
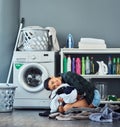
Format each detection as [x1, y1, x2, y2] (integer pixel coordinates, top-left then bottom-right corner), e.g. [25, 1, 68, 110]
[60, 48, 120, 104]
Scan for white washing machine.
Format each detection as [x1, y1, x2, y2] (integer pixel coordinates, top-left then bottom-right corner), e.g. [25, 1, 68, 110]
[13, 51, 55, 109]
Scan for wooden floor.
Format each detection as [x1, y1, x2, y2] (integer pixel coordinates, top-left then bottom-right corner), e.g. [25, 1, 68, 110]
[0, 109, 120, 127]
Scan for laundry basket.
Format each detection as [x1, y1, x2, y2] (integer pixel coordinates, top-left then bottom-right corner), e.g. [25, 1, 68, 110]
[0, 83, 17, 112]
[17, 26, 52, 51]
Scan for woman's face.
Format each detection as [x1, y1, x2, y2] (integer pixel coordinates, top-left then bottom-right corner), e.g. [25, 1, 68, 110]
[48, 76, 62, 90]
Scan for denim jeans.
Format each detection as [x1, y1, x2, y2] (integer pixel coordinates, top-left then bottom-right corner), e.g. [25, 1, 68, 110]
[92, 90, 101, 107]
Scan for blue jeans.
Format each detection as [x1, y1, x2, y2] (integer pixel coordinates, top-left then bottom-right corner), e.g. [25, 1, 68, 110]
[92, 89, 101, 107]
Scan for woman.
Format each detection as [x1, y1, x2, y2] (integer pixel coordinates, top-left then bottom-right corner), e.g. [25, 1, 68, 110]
[44, 71, 100, 113]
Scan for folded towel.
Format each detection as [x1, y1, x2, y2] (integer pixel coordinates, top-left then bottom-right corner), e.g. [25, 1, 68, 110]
[80, 38, 105, 44]
[78, 38, 107, 49]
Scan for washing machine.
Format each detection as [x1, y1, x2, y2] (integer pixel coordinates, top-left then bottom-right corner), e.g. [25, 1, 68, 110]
[13, 51, 55, 109]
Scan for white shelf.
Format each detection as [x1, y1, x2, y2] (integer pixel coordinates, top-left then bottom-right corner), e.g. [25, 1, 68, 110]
[100, 101, 120, 104]
[60, 48, 120, 54]
[82, 74, 120, 79]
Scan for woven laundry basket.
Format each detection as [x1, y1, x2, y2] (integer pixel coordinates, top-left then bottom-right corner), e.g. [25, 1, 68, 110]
[18, 26, 52, 51]
[0, 83, 17, 112]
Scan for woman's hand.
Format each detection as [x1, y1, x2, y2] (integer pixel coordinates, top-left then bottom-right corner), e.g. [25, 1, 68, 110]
[58, 105, 64, 113]
[58, 97, 64, 113]
[58, 97, 64, 103]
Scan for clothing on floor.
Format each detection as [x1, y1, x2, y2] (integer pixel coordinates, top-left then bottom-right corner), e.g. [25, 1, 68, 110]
[89, 104, 120, 122]
[48, 104, 120, 121]
[49, 107, 100, 120]
[39, 110, 50, 117]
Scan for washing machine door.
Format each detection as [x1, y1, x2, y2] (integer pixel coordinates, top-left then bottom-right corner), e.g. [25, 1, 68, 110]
[18, 63, 48, 92]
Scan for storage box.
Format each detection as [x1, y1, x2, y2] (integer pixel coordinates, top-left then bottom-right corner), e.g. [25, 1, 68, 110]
[0, 83, 17, 112]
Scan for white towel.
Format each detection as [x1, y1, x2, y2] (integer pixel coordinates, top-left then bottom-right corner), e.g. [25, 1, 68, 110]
[78, 38, 107, 49]
[80, 38, 105, 44]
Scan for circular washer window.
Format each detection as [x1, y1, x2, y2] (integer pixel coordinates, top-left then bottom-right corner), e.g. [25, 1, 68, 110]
[18, 63, 48, 92]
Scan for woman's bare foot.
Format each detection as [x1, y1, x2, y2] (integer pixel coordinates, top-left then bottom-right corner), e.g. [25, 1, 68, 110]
[58, 105, 64, 113]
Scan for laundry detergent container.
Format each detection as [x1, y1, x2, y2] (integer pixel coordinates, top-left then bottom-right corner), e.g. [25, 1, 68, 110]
[0, 83, 17, 112]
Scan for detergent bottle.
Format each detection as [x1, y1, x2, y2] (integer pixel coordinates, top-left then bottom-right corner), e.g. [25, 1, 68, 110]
[90, 57, 94, 74]
[66, 34, 74, 48]
[112, 58, 116, 74]
[85, 56, 90, 74]
[63, 56, 67, 72]
[116, 57, 120, 74]
[67, 56, 71, 72]
[82, 57, 85, 75]
[96, 61, 108, 75]
[72, 57, 75, 72]
[108, 56, 112, 74]
[76, 57, 81, 75]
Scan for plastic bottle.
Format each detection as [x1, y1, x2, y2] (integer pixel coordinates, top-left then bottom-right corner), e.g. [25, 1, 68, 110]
[72, 57, 75, 72]
[76, 57, 81, 75]
[67, 56, 71, 72]
[108, 56, 112, 74]
[66, 34, 74, 48]
[112, 58, 116, 74]
[90, 57, 94, 74]
[63, 56, 67, 72]
[116, 57, 120, 74]
[85, 56, 90, 74]
[82, 57, 85, 75]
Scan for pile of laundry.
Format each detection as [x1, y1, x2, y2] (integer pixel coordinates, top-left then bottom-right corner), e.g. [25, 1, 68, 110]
[48, 104, 120, 122]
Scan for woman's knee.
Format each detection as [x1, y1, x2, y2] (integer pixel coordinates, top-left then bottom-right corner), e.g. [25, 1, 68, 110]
[73, 99, 89, 107]
[63, 99, 89, 112]
[63, 104, 73, 112]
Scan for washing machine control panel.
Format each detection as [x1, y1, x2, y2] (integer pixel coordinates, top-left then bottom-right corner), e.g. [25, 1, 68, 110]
[31, 55, 36, 60]
[13, 51, 55, 62]
[29, 52, 55, 62]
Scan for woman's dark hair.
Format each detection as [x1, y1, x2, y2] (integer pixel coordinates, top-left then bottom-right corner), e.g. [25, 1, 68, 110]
[44, 77, 51, 90]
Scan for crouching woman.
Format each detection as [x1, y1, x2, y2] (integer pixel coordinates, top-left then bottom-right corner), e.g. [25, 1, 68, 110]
[44, 71, 101, 113]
